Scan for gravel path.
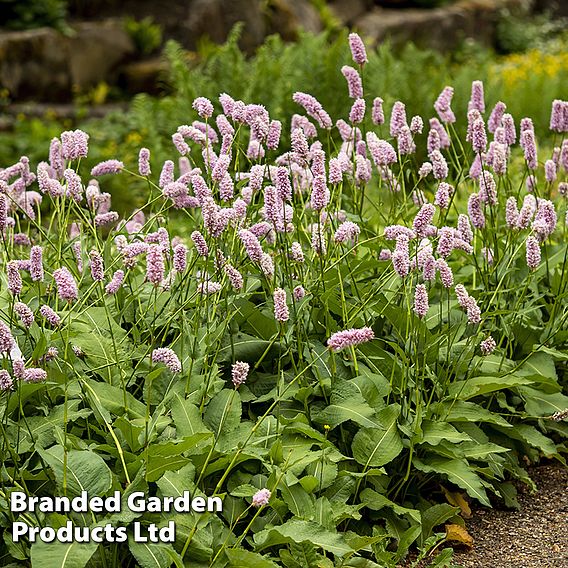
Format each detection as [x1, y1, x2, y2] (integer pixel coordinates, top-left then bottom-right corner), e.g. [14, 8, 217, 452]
[452, 464, 568, 568]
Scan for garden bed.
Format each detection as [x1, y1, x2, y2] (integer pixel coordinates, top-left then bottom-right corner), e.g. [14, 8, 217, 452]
[0, 28, 566, 568]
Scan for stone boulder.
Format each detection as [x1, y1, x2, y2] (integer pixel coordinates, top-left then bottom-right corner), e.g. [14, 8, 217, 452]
[0, 19, 135, 101]
[354, 0, 526, 51]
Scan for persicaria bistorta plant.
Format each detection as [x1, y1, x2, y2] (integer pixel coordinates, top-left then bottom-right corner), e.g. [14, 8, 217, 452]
[0, 31, 566, 568]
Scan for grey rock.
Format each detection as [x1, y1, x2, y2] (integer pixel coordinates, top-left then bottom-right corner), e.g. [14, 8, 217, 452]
[354, 0, 526, 52]
[0, 19, 134, 101]
[266, 0, 323, 40]
[328, 0, 370, 26]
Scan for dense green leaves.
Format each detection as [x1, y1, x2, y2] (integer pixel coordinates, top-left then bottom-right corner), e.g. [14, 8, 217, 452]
[30, 541, 98, 568]
[352, 405, 404, 468]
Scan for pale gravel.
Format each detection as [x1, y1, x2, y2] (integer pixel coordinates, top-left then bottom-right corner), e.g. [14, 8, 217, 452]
[400, 464, 568, 568]
[453, 464, 567, 568]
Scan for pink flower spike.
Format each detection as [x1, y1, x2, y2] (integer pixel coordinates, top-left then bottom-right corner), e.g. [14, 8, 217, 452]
[192, 97, 214, 119]
[327, 327, 374, 352]
[252, 488, 271, 507]
[273, 288, 289, 322]
[413, 284, 429, 319]
[480, 336, 496, 355]
[105, 270, 125, 295]
[231, 361, 249, 387]
[53, 267, 78, 302]
[152, 348, 182, 373]
[40, 305, 61, 327]
[91, 160, 124, 177]
[348, 32, 368, 65]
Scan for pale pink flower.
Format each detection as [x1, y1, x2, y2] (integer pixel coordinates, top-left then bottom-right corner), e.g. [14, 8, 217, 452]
[40, 305, 60, 327]
[348, 32, 368, 65]
[53, 267, 78, 302]
[146, 245, 165, 285]
[105, 270, 125, 295]
[327, 327, 374, 352]
[413, 284, 429, 318]
[273, 288, 289, 322]
[341, 65, 363, 99]
[252, 488, 271, 507]
[232, 361, 249, 387]
[480, 336, 496, 355]
[152, 348, 181, 373]
[14, 302, 34, 328]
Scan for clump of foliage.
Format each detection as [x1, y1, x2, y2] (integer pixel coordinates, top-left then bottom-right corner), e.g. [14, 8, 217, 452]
[0, 0, 68, 31]
[495, 6, 567, 54]
[125, 16, 163, 56]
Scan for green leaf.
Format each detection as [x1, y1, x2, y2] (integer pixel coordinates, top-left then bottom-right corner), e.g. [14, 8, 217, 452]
[520, 387, 568, 417]
[157, 463, 196, 498]
[83, 378, 146, 420]
[312, 399, 377, 430]
[413, 457, 490, 506]
[38, 446, 113, 498]
[226, 549, 280, 567]
[129, 540, 183, 568]
[516, 352, 557, 380]
[351, 405, 403, 468]
[170, 394, 211, 436]
[418, 421, 471, 446]
[203, 389, 242, 437]
[434, 401, 512, 428]
[447, 375, 533, 400]
[146, 434, 211, 482]
[279, 482, 314, 518]
[30, 540, 97, 568]
[255, 519, 353, 557]
[501, 424, 558, 457]
[280, 542, 319, 568]
[351, 372, 390, 406]
[219, 332, 277, 363]
[360, 488, 420, 522]
[420, 503, 459, 543]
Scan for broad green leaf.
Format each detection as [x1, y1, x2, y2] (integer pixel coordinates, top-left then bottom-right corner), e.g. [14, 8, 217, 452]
[232, 299, 278, 339]
[170, 394, 211, 436]
[203, 389, 242, 437]
[520, 387, 568, 417]
[219, 332, 278, 363]
[255, 519, 353, 557]
[324, 475, 356, 503]
[226, 549, 279, 568]
[280, 541, 319, 568]
[447, 375, 533, 400]
[501, 424, 558, 457]
[420, 503, 459, 543]
[279, 482, 314, 518]
[157, 463, 196, 498]
[305, 460, 338, 491]
[83, 378, 146, 420]
[351, 372, 390, 406]
[129, 540, 183, 568]
[146, 434, 211, 481]
[38, 446, 112, 498]
[413, 457, 490, 506]
[434, 401, 512, 428]
[30, 540, 97, 568]
[360, 488, 420, 522]
[418, 421, 471, 446]
[352, 405, 403, 468]
[516, 352, 557, 380]
[312, 399, 376, 430]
